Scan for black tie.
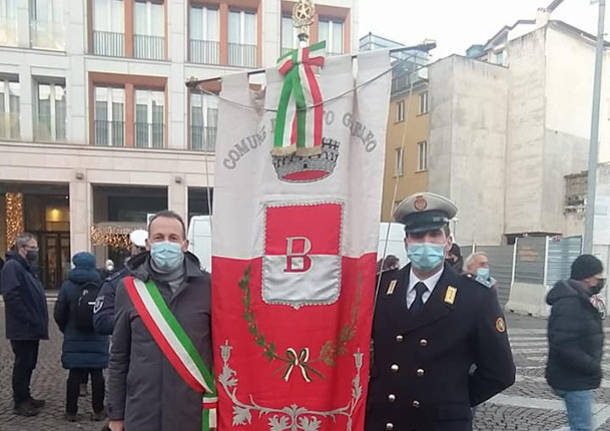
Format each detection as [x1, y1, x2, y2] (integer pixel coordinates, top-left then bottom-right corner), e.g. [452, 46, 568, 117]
[410, 282, 427, 314]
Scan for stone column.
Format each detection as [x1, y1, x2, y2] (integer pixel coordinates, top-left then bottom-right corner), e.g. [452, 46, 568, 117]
[69, 179, 91, 253]
[168, 179, 187, 225]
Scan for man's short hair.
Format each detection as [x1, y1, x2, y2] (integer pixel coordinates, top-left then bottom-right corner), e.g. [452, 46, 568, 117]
[14, 232, 36, 250]
[148, 210, 187, 239]
[464, 252, 488, 272]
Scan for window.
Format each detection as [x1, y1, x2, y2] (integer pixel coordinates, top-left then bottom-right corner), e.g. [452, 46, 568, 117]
[35, 79, 66, 141]
[189, 5, 219, 64]
[30, 0, 65, 50]
[228, 10, 256, 67]
[418, 91, 428, 115]
[281, 15, 297, 55]
[319, 18, 343, 55]
[135, 89, 164, 148]
[494, 50, 504, 65]
[396, 100, 405, 122]
[417, 141, 428, 171]
[395, 147, 404, 177]
[0, 0, 18, 46]
[94, 87, 125, 146]
[93, 0, 124, 56]
[134, 1, 164, 60]
[0, 77, 19, 139]
[190, 92, 218, 151]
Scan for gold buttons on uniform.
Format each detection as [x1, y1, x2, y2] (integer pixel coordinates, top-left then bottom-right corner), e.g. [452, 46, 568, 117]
[419, 338, 428, 347]
[385, 423, 394, 430]
[416, 368, 425, 377]
[387, 394, 396, 402]
[395, 334, 404, 342]
[390, 364, 399, 373]
[412, 400, 420, 408]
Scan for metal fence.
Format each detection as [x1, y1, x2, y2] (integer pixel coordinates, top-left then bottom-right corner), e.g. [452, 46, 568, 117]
[476, 245, 514, 306]
[135, 122, 163, 148]
[514, 237, 546, 285]
[93, 30, 124, 57]
[94, 120, 125, 147]
[546, 236, 583, 288]
[190, 125, 216, 152]
[228, 43, 256, 67]
[189, 39, 219, 64]
[134, 34, 164, 60]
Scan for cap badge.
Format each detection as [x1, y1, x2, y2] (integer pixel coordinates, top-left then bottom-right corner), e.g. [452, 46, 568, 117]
[414, 196, 428, 211]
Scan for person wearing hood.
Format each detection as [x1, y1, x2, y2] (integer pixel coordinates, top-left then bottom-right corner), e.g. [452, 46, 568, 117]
[107, 211, 212, 431]
[54, 252, 109, 422]
[546, 254, 605, 431]
[0, 232, 48, 417]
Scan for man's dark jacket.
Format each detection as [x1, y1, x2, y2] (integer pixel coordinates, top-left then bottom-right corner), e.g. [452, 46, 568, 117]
[545, 279, 604, 391]
[92, 267, 128, 335]
[0, 251, 48, 340]
[366, 263, 515, 431]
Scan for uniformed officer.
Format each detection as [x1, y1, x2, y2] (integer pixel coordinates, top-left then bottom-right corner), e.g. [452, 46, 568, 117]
[366, 192, 515, 431]
[92, 229, 147, 335]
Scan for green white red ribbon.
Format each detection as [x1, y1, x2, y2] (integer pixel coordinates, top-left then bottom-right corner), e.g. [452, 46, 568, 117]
[273, 41, 326, 156]
[125, 276, 217, 431]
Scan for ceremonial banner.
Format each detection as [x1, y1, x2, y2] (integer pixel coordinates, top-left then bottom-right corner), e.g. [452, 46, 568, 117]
[212, 49, 390, 430]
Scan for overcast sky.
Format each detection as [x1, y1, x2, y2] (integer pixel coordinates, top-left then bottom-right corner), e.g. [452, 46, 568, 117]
[358, 0, 602, 59]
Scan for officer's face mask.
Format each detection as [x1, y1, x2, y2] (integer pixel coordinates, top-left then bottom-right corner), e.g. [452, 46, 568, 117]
[476, 267, 490, 280]
[150, 241, 184, 272]
[407, 243, 445, 272]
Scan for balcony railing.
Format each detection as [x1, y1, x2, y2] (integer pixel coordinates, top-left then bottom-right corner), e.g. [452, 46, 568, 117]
[189, 39, 220, 64]
[35, 115, 66, 141]
[134, 34, 164, 60]
[30, 20, 66, 50]
[228, 43, 257, 67]
[0, 19, 18, 46]
[190, 125, 216, 152]
[135, 122, 164, 148]
[0, 112, 20, 139]
[94, 119, 125, 147]
[93, 30, 124, 57]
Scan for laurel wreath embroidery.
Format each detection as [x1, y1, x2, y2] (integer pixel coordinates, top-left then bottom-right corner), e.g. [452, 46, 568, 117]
[238, 264, 361, 382]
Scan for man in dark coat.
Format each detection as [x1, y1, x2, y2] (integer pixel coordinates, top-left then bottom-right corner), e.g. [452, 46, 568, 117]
[366, 192, 515, 431]
[546, 254, 605, 431]
[107, 211, 211, 431]
[0, 232, 49, 416]
[54, 251, 109, 422]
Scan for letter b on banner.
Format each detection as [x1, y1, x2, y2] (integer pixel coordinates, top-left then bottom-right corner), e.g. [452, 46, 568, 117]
[285, 236, 312, 272]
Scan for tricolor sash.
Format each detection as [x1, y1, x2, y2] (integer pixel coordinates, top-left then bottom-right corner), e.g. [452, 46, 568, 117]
[124, 276, 217, 431]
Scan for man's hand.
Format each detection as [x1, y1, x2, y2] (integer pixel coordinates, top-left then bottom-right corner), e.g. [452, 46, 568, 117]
[108, 420, 124, 431]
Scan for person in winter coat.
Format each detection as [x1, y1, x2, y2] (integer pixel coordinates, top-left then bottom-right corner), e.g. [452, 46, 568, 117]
[546, 254, 605, 431]
[54, 252, 109, 422]
[0, 232, 48, 417]
[107, 211, 211, 431]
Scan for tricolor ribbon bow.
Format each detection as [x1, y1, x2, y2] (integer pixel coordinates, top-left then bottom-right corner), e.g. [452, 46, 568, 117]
[282, 347, 324, 383]
[273, 41, 326, 157]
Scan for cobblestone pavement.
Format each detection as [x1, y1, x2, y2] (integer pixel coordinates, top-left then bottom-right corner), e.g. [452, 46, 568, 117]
[1, 299, 609, 430]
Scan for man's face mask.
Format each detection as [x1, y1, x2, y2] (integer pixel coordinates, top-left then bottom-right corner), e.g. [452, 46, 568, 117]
[591, 278, 606, 295]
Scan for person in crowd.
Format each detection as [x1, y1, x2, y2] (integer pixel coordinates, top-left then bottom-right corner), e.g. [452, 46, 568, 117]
[54, 251, 109, 422]
[366, 192, 515, 431]
[546, 254, 605, 431]
[93, 229, 147, 336]
[107, 211, 212, 431]
[376, 254, 400, 274]
[0, 232, 48, 417]
[446, 242, 464, 274]
[464, 251, 499, 290]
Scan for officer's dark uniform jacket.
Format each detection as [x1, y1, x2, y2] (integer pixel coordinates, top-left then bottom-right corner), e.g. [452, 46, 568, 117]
[366, 262, 515, 431]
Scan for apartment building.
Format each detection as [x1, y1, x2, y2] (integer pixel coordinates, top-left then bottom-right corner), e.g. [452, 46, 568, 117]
[0, 0, 358, 288]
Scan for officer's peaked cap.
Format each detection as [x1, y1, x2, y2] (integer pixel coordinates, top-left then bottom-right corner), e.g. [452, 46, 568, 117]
[393, 192, 458, 234]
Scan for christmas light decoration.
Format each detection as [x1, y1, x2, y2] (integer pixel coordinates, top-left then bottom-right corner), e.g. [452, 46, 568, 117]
[5, 193, 24, 250]
[90, 225, 132, 250]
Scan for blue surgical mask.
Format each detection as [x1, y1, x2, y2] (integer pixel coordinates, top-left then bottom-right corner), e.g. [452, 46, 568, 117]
[150, 241, 184, 271]
[476, 267, 490, 280]
[407, 243, 445, 271]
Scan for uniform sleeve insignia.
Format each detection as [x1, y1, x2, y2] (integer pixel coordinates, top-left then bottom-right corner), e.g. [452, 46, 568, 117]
[386, 280, 397, 295]
[495, 317, 506, 333]
[93, 296, 104, 314]
[444, 286, 457, 304]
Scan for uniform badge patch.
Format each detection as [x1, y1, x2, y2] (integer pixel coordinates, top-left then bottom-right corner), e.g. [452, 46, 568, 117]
[495, 317, 506, 333]
[414, 195, 428, 211]
[386, 280, 397, 295]
[93, 296, 104, 314]
[444, 286, 457, 304]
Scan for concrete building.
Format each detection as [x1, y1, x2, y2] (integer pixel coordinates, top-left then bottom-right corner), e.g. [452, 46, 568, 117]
[0, 0, 358, 289]
[427, 13, 607, 246]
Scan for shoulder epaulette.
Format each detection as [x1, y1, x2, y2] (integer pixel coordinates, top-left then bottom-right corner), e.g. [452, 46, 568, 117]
[462, 272, 493, 289]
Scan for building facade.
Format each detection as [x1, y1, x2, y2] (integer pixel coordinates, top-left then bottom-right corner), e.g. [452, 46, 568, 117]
[0, 0, 358, 288]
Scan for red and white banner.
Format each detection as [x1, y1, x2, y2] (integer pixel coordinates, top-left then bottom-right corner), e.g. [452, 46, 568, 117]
[212, 50, 390, 431]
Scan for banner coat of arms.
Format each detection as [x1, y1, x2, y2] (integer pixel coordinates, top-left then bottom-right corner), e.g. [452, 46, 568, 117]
[212, 49, 391, 431]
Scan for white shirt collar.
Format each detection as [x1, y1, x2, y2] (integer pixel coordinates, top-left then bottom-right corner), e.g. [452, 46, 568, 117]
[408, 266, 444, 294]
